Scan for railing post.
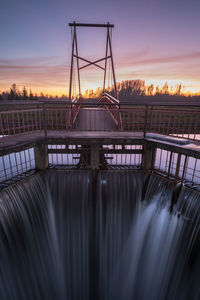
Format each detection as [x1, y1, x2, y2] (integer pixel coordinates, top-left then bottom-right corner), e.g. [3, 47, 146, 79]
[43, 103, 47, 138]
[142, 142, 156, 201]
[149, 105, 153, 133]
[69, 102, 72, 128]
[91, 144, 100, 170]
[144, 105, 148, 138]
[170, 153, 181, 212]
[143, 142, 156, 173]
[118, 103, 123, 131]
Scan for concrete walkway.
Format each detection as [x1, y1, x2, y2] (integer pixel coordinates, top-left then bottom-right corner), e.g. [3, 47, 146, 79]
[72, 107, 118, 131]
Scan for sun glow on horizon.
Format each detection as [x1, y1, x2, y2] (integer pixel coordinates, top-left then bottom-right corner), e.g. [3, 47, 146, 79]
[1, 77, 200, 98]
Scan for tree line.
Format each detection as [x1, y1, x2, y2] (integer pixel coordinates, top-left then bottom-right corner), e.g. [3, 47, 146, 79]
[0, 80, 198, 101]
[85, 80, 187, 99]
[0, 84, 68, 101]
[114, 80, 183, 97]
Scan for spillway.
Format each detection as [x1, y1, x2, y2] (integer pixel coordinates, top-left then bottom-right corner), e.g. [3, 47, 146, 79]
[0, 170, 199, 300]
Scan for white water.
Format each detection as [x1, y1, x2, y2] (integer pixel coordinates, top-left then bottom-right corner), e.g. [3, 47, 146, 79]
[0, 170, 199, 299]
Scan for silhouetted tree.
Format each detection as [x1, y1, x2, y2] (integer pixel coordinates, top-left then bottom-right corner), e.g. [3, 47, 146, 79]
[155, 85, 160, 96]
[175, 83, 182, 95]
[29, 89, 34, 100]
[22, 86, 28, 99]
[9, 83, 18, 100]
[162, 82, 169, 95]
[147, 84, 154, 96]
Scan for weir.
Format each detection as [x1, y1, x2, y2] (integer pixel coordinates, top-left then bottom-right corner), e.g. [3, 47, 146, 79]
[0, 22, 200, 299]
[0, 169, 199, 299]
[1, 105, 200, 300]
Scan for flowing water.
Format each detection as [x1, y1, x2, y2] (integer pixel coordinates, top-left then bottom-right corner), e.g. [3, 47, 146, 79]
[0, 170, 199, 300]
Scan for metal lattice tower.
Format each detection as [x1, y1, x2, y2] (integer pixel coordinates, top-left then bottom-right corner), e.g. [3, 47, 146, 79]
[68, 22, 118, 101]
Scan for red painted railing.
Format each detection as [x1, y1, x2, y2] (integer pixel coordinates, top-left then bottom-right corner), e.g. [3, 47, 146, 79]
[98, 93, 122, 129]
[0, 108, 43, 138]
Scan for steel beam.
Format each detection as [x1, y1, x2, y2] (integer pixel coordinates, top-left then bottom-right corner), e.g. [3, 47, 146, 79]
[48, 149, 143, 154]
[69, 23, 114, 28]
[74, 55, 105, 71]
[79, 56, 111, 70]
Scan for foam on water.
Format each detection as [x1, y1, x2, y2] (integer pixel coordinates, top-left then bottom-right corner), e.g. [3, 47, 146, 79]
[0, 170, 199, 300]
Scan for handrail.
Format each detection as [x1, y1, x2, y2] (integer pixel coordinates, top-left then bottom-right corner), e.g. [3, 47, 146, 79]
[1, 96, 200, 107]
[0, 103, 200, 141]
[99, 93, 119, 104]
[98, 93, 121, 129]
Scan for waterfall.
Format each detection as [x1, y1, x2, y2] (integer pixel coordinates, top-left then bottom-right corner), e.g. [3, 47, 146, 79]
[0, 170, 199, 300]
[47, 170, 91, 300]
[96, 170, 143, 299]
[0, 170, 91, 300]
[97, 174, 200, 300]
[0, 173, 65, 300]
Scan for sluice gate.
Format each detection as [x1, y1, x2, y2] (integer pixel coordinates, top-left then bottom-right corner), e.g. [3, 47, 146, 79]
[1, 102, 200, 209]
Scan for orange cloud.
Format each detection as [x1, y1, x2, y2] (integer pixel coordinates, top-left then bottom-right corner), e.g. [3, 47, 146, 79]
[0, 57, 70, 95]
[1, 51, 200, 96]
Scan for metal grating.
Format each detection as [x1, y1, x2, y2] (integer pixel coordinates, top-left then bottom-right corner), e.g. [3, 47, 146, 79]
[0, 148, 35, 182]
[48, 145, 90, 166]
[48, 144, 143, 168]
[103, 144, 142, 166]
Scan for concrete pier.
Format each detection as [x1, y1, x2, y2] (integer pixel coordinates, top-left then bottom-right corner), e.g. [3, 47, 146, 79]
[91, 145, 100, 170]
[34, 144, 49, 171]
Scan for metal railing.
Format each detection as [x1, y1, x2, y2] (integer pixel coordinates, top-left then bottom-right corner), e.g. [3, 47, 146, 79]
[1, 102, 200, 141]
[148, 107, 200, 140]
[0, 147, 36, 186]
[153, 147, 200, 187]
[48, 144, 143, 169]
[0, 108, 43, 137]
[99, 93, 122, 128]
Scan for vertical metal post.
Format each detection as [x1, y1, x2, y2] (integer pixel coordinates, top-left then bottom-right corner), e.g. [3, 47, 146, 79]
[103, 25, 109, 93]
[74, 25, 81, 97]
[149, 105, 153, 132]
[167, 151, 173, 178]
[181, 155, 188, 181]
[69, 22, 75, 101]
[144, 105, 148, 138]
[170, 153, 181, 212]
[70, 102, 73, 128]
[108, 27, 118, 99]
[0, 114, 4, 138]
[174, 153, 181, 181]
[2, 156, 7, 180]
[43, 103, 47, 138]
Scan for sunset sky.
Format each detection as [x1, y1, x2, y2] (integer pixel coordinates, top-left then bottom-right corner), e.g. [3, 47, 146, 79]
[1, 0, 200, 95]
